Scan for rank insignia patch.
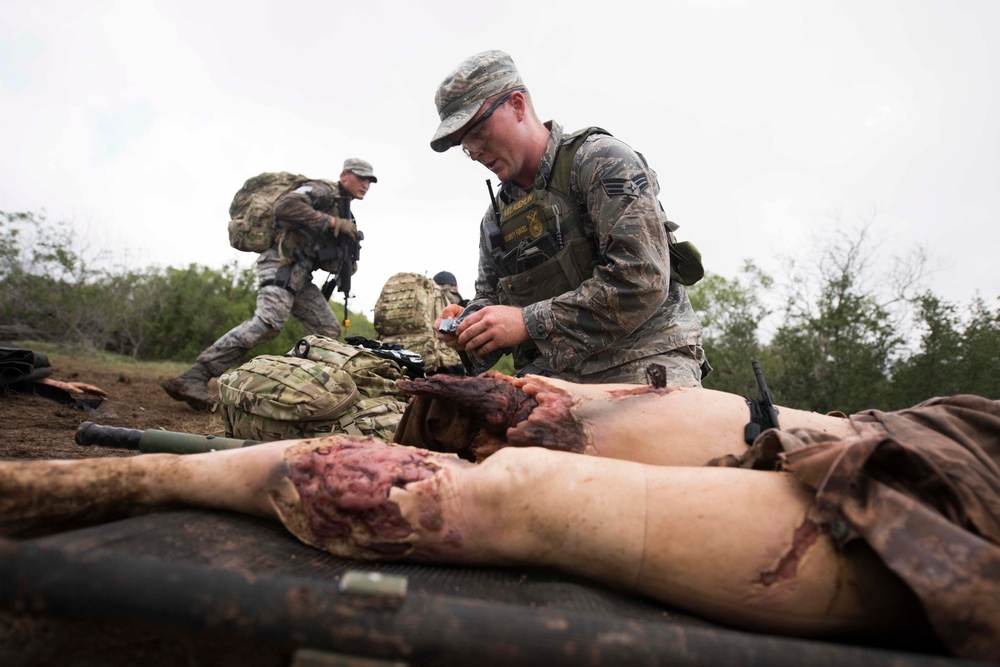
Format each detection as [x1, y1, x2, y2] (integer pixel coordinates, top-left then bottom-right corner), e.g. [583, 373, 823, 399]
[601, 175, 649, 197]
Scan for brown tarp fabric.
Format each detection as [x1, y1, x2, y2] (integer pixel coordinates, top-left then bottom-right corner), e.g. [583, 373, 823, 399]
[718, 395, 1000, 662]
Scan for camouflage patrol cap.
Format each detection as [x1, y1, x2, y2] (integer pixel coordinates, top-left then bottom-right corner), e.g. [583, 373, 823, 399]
[343, 158, 378, 183]
[430, 50, 524, 153]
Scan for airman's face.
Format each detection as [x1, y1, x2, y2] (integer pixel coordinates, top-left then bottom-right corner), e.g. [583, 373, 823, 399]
[341, 171, 373, 200]
[458, 90, 527, 184]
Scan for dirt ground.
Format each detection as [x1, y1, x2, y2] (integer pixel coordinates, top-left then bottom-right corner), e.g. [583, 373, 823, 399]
[1, 343, 226, 462]
[0, 344, 300, 665]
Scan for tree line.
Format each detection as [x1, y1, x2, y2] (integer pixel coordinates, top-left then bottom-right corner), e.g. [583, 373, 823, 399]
[3, 209, 997, 413]
[686, 221, 999, 412]
[0, 210, 377, 364]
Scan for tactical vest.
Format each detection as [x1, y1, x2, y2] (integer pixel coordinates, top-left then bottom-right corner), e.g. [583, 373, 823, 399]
[276, 180, 354, 274]
[491, 127, 607, 310]
[489, 127, 703, 310]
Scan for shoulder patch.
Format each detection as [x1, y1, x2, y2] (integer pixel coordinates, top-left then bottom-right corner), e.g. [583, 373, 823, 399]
[601, 175, 649, 197]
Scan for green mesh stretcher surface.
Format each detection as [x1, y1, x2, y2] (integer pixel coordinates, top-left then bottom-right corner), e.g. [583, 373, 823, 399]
[0, 510, 979, 667]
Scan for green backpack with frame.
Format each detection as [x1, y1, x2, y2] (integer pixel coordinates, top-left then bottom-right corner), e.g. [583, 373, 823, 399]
[227, 171, 311, 253]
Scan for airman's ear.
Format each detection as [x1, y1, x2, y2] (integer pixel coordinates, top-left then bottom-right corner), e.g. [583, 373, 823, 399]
[509, 90, 527, 120]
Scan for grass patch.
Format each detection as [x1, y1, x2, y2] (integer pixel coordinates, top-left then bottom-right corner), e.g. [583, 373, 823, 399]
[12, 339, 190, 377]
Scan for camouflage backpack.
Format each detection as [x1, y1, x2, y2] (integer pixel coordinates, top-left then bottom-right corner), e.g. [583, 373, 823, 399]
[373, 272, 462, 372]
[227, 171, 310, 253]
[218, 335, 409, 442]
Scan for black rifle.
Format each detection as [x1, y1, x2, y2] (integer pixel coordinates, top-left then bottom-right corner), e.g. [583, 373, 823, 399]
[345, 336, 426, 379]
[742, 361, 781, 444]
[319, 196, 362, 327]
[752, 360, 780, 429]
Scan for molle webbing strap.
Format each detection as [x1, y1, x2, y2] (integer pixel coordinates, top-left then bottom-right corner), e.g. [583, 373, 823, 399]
[549, 126, 609, 196]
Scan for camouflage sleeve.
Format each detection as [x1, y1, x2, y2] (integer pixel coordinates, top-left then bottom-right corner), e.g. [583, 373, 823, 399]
[273, 181, 336, 234]
[521, 135, 672, 372]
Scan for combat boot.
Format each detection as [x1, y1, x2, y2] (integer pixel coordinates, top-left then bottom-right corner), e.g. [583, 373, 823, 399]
[161, 364, 215, 412]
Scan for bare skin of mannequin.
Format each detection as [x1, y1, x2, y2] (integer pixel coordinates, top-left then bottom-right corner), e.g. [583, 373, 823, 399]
[391, 371, 856, 465]
[0, 373, 929, 644]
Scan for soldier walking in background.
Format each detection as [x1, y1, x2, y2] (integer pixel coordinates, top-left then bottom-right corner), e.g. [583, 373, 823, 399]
[162, 159, 377, 411]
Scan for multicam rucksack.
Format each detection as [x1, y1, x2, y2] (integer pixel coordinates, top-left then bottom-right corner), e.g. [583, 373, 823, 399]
[227, 171, 310, 253]
[373, 272, 462, 372]
[218, 335, 409, 442]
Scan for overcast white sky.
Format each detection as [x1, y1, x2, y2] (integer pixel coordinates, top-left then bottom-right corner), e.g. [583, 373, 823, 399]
[2, 0, 998, 321]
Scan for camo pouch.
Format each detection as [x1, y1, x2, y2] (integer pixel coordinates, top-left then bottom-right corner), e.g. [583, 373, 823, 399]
[293, 335, 408, 400]
[219, 335, 410, 442]
[668, 240, 705, 286]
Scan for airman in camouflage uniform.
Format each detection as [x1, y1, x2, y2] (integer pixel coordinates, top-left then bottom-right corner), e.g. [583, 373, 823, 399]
[161, 159, 377, 412]
[430, 51, 708, 385]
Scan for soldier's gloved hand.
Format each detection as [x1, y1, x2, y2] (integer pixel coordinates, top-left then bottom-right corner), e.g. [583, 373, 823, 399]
[329, 216, 357, 241]
[352, 261, 358, 274]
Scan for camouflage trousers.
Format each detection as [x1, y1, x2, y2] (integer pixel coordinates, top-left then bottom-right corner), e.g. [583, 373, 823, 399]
[194, 249, 340, 378]
[521, 345, 709, 387]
